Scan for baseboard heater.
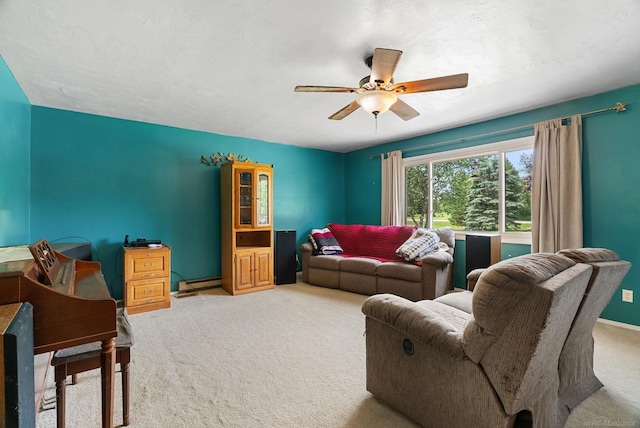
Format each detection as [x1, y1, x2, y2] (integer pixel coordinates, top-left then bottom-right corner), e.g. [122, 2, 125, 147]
[177, 276, 222, 297]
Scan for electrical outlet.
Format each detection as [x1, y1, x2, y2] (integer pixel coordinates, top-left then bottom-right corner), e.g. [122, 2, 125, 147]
[622, 289, 633, 303]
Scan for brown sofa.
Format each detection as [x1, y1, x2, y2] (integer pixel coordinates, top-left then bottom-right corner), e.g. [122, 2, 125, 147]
[300, 224, 455, 301]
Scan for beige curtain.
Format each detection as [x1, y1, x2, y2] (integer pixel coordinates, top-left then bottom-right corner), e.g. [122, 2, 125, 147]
[531, 115, 583, 252]
[381, 150, 404, 225]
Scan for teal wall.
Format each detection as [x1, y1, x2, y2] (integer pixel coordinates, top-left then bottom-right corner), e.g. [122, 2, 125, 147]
[0, 56, 31, 246]
[28, 108, 344, 298]
[346, 84, 640, 326]
[2, 52, 639, 326]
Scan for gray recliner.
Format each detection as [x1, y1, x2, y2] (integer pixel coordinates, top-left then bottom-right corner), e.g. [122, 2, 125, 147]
[554, 248, 631, 420]
[362, 253, 593, 427]
[435, 248, 631, 424]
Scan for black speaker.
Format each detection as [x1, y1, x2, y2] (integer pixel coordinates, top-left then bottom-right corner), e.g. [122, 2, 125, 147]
[465, 234, 501, 276]
[275, 230, 297, 285]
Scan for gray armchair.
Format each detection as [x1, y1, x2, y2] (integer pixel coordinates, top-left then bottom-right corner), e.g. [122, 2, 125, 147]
[362, 253, 593, 427]
[435, 248, 631, 424]
[554, 248, 631, 420]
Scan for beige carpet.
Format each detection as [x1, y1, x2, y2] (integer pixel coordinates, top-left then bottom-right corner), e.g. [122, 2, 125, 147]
[36, 281, 640, 427]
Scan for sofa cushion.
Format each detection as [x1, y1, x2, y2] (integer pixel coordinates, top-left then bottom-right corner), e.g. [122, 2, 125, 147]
[377, 262, 422, 282]
[308, 268, 340, 289]
[434, 290, 473, 313]
[377, 277, 423, 301]
[432, 227, 455, 255]
[328, 223, 415, 261]
[339, 257, 380, 274]
[307, 254, 342, 270]
[340, 271, 377, 295]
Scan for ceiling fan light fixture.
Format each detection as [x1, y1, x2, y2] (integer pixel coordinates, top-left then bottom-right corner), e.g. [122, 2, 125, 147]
[356, 90, 398, 116]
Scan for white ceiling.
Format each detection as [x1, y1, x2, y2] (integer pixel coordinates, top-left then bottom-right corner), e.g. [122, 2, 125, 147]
[2, 1, 640, 153]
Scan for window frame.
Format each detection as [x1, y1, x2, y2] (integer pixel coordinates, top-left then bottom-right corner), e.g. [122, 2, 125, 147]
[402, 136, 534, 245]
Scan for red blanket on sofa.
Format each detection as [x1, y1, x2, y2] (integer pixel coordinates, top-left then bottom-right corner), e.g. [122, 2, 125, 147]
[328, 223, 416, 262]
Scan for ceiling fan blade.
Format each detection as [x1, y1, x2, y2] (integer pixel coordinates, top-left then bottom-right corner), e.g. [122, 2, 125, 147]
[390, 73, 469, 94]
[294, 85, 361, 93]
[329, 100, 361, 120]
[370, 48, 402, 86]
[389, 99, 420, 121]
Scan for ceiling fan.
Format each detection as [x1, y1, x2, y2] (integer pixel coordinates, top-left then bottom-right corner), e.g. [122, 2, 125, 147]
[294, 48, 469, 121]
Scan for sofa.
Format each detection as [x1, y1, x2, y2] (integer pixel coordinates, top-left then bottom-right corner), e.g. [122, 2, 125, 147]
[299, 223, 455, 301]
[362, 252, 594, 427]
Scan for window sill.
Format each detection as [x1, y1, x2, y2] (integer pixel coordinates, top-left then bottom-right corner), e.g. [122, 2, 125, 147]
[455, 231, 532, 246]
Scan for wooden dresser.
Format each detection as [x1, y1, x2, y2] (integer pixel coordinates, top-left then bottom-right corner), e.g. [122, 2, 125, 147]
[123, 245, 171, 314]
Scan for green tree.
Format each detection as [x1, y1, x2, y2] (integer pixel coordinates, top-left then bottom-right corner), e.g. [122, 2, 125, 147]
[465, 156, 499, 230]
[406, 165, 430, 227]
[504, 157, 527, 230]
[518, 152, 533, 220]
[433, 160, 473, 227]
[464, 156, 527, 231]
[406, 153, 529, 231]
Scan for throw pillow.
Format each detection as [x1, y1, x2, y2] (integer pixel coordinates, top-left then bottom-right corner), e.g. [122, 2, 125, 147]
[395, 228, 441, 262]
[309, 228, 343, 255]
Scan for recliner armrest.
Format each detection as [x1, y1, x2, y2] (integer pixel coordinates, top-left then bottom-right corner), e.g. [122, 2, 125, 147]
[362, 294, 466, 358]
[466, 268, 486, 291]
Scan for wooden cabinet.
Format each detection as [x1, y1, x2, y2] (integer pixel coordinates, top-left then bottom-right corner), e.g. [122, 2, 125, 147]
[234, 248, 273, 290]
[123, 245, 171, 314]
[221, 161, 274, 295]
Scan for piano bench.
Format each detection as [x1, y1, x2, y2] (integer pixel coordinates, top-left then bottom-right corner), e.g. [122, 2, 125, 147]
[51, 309, 134, 428]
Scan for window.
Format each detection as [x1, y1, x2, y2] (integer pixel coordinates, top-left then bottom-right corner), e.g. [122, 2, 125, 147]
[403, 136, 533, 244]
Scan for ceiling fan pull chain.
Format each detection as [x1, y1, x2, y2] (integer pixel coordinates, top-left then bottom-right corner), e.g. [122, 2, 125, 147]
[374, 112, 378, 133]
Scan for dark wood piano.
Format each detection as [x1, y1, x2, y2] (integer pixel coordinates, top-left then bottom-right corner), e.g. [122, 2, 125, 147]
[0, 239, 117, 428]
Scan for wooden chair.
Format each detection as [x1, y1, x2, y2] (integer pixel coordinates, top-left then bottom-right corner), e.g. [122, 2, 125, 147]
[51, 308, 134, 428]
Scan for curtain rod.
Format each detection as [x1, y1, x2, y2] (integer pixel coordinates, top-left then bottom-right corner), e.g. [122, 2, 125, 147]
[369, 101, 629, 159]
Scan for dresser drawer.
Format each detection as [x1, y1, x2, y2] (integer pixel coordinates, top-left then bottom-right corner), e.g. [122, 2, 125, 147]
[125, 248, 170, 280]
[126, 277, 170, 307]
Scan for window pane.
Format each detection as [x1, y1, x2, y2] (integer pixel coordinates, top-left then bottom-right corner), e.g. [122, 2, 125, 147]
[402, 136, 533, 241]
[433, 158, 480, 230]
[459, 155, 499, 231]
[405, 164, 430, 227]
[257, 173, 269, 225]
[504, 149, 533, 232]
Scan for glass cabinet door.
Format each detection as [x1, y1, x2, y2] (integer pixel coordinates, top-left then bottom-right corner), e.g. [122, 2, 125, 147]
[256, 172, 270, 226]
[237, 171, 253, 226]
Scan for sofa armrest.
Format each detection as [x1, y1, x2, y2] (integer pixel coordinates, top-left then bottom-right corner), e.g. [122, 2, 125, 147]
[419, 250, 455, 299]
[299, 242, 313, 283]
[362, 294, 465, 358]
[299, 242, 313, 253]
[466, 268, 485, 291]
[420, 250, 454, 266]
